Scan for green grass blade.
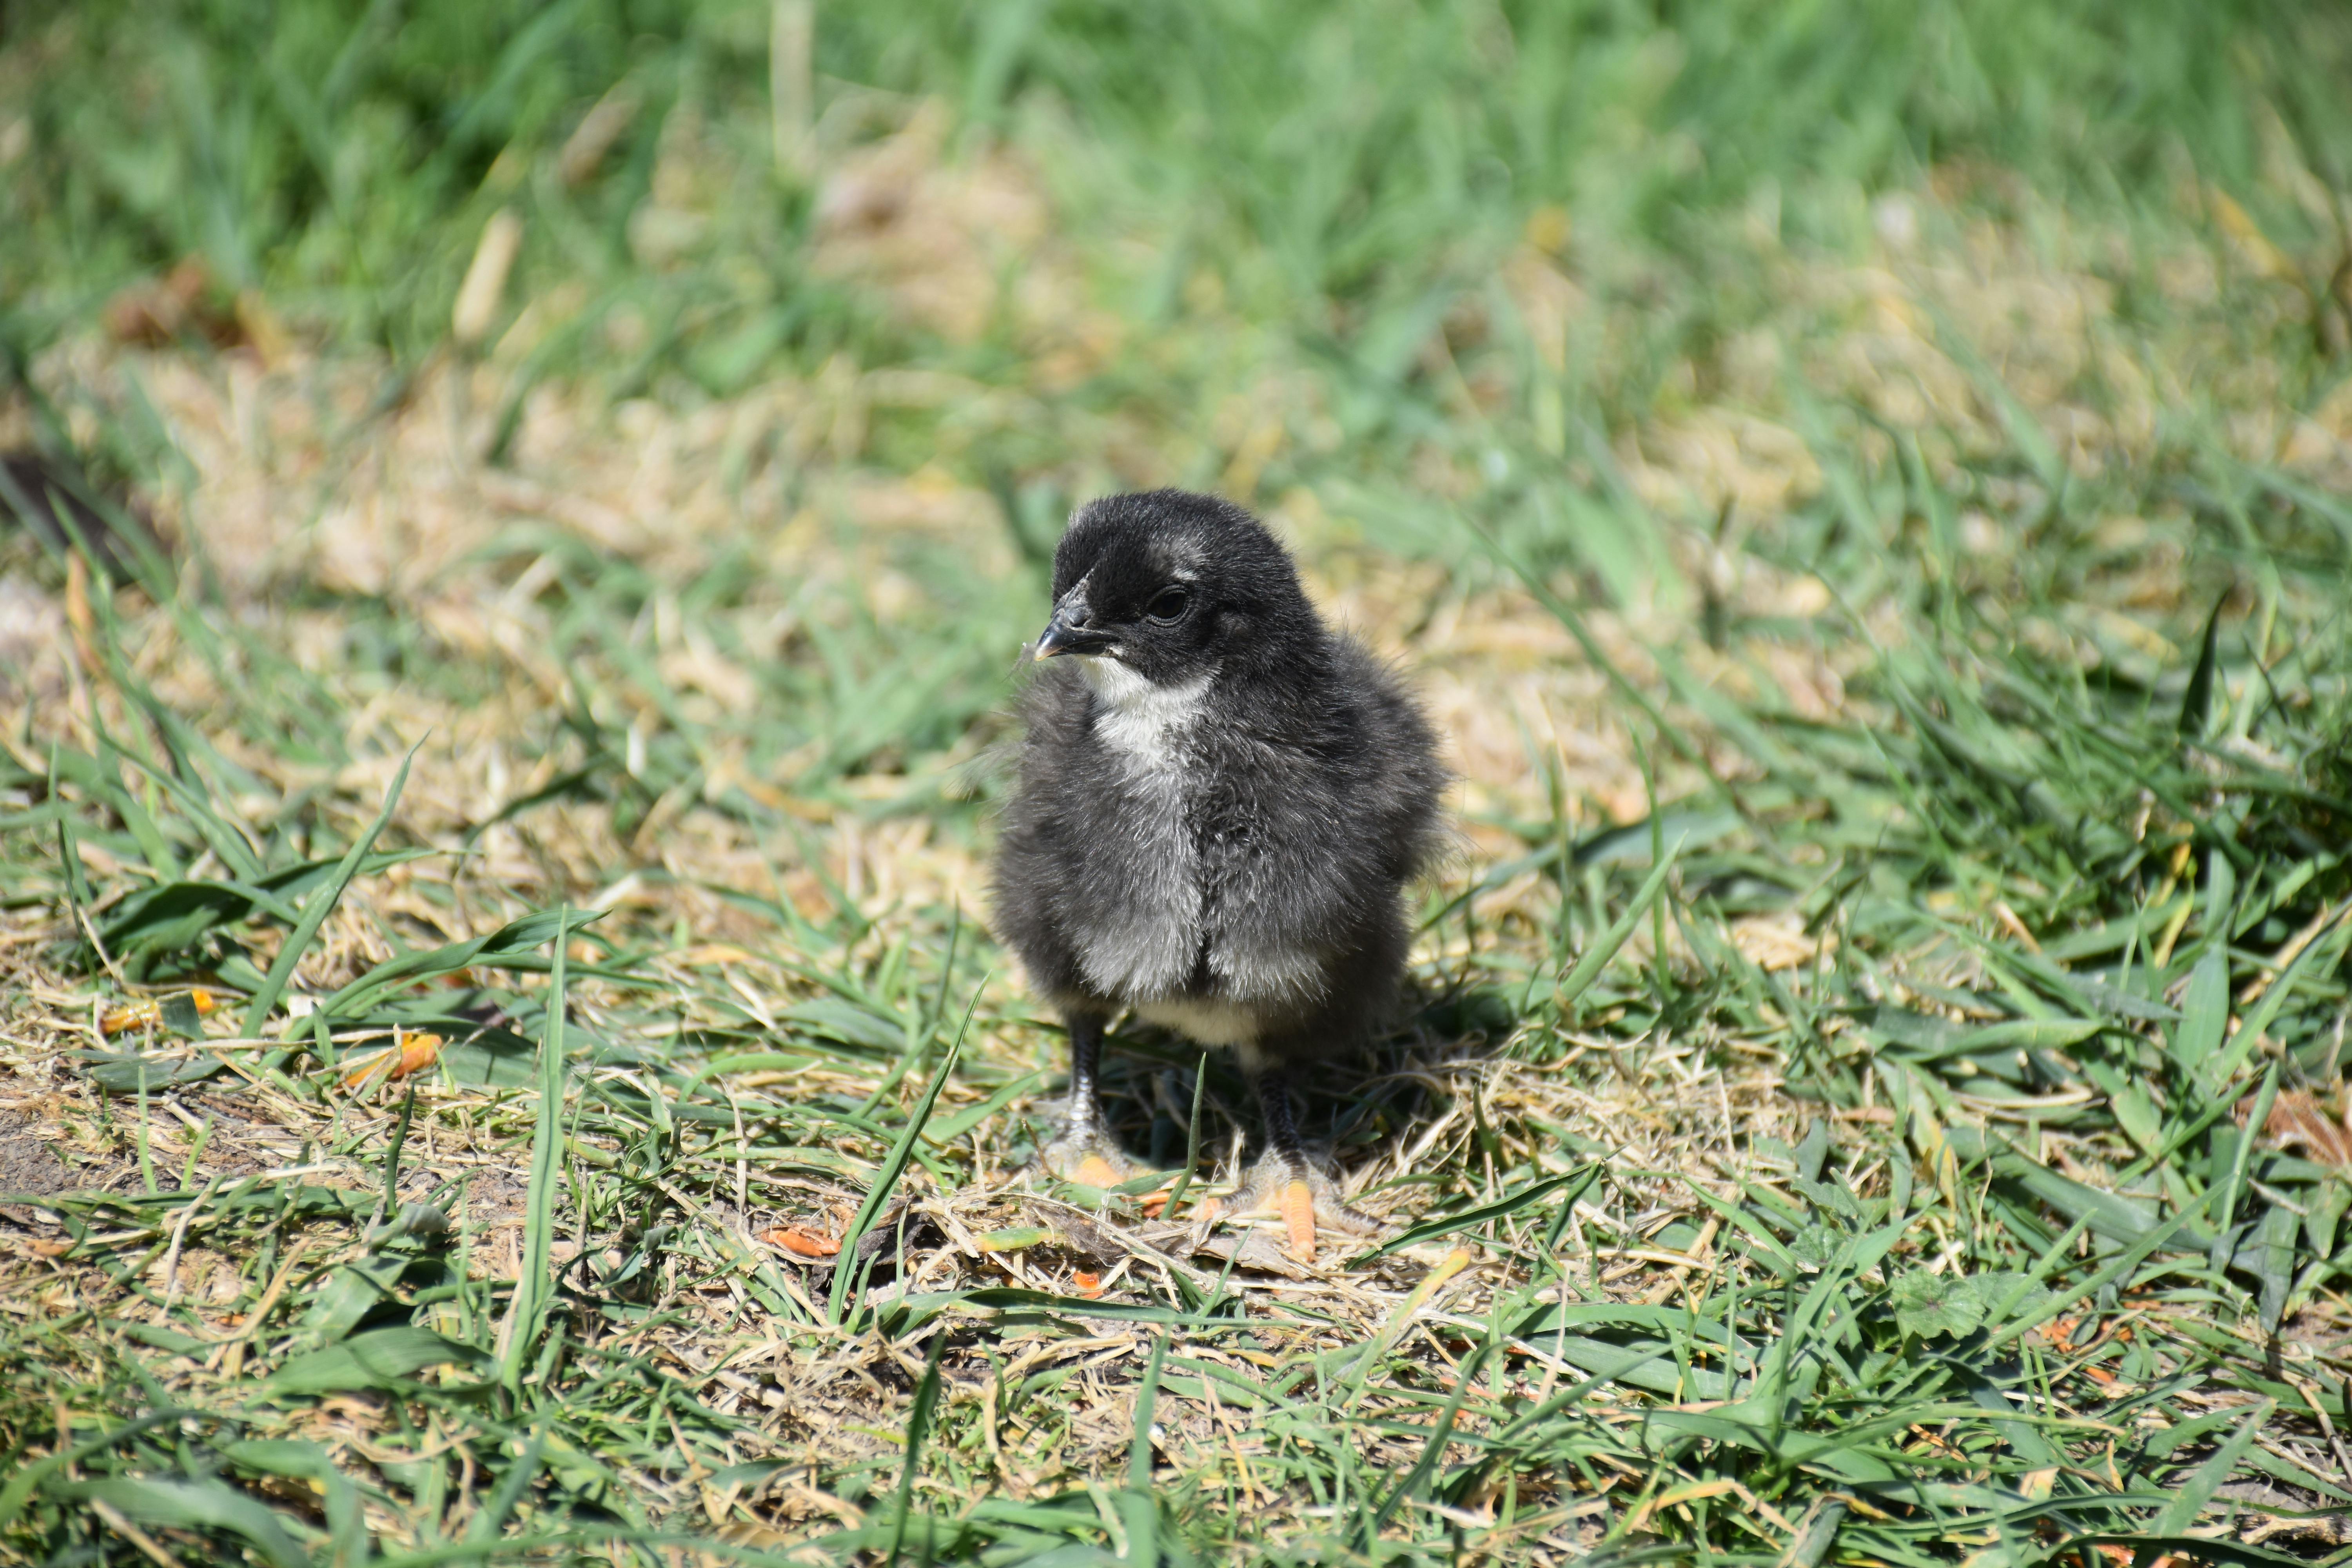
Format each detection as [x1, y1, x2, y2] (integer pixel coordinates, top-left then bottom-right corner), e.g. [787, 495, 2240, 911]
[503, 906, 570, 1393]
[1352, 1163, 1599, 1264]
[829, 991, 974, 1325]
[2152, 1401, 2272, 1535]
[1120, 1334, 1166, 1567]
[2178, 593, 2227, 742]
[1367, 1312, 1499, 1542]
[239, 744, 416, 1038]
[463, 1422, 547, 1544]
[0, 1411, 189, 1529]
[1559, 842, 1683, 1008]
[1161, 1054, 1209, 1222]
[65, 1476, 306, 1568]
[886, 1333, 947, 1568]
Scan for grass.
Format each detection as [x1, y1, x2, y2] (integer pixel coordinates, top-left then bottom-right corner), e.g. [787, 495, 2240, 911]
[3, 0, 2352, 1563]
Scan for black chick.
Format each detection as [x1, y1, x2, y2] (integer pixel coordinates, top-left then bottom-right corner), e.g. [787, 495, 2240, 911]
[993, 490, 1447, 1258]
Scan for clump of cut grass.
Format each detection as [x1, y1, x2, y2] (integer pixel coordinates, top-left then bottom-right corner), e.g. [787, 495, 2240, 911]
[4, 2, 2352, 1564]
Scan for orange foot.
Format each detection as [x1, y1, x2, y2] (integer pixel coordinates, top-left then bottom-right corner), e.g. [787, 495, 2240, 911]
[1038, 1122, 1140, 1190]
[1196, 1161, 1378, 1263]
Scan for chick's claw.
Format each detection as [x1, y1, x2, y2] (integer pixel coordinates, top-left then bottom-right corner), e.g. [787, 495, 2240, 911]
[1195, 1160, 1378, 1263]
[1074, 1154, 1123, 1188]
[1037, 1120, 1139, 1188]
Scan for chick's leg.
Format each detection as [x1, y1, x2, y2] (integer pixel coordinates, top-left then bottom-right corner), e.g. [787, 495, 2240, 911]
[1038, 1013, 1135, 1187]
[1200, 1067, 1377, 1261]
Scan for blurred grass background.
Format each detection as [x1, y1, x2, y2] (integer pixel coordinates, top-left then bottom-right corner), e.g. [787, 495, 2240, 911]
[12, 1, 2350, 457]
[4, 0, 2352, 1564]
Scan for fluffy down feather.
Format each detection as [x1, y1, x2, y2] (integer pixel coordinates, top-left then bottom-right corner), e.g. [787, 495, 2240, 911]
[993, 490, 1448, 1073]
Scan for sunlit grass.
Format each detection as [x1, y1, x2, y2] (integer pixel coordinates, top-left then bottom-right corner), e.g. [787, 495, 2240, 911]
[2, 1, 2351, 1564]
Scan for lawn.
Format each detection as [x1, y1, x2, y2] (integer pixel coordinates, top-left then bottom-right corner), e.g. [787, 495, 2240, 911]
[2, 1, 2351, 1563]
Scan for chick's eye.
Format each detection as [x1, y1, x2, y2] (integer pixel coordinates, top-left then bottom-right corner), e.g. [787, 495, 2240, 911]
[1145, 586, 1191, 623]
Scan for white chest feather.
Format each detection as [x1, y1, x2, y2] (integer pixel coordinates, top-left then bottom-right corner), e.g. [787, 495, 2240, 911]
[1057, 658, 1334, 1027]
[1081, 659, 1213, 768]
[1068, 657, 1211, 998]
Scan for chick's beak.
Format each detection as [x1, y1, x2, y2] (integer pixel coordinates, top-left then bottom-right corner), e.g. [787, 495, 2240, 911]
[1032, 596, 1111, 660]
